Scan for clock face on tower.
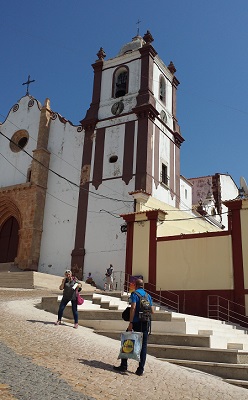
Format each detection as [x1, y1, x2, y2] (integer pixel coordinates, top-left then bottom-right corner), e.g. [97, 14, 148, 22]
[111, 101, 124, 115]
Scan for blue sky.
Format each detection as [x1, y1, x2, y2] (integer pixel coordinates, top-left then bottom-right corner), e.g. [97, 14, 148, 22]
[1, 0, 248, 188]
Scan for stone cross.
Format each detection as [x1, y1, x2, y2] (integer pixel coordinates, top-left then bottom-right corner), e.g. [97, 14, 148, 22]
[22, 75, 35, 95]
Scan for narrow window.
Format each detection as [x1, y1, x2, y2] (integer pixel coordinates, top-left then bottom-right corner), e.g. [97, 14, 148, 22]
[161, 163, 168, 186]
[185, 189, 187, 199]
[27, 166, 32, 182]
[159, 76, 166, 104]
[113, 67, 128, 98]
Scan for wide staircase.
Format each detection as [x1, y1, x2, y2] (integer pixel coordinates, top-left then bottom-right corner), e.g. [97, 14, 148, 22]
[39, 290, 248, 389]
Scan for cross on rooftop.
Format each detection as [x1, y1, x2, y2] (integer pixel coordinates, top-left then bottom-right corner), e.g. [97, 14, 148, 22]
[22, 75, 35, 95]
[136, 19, 141, 36]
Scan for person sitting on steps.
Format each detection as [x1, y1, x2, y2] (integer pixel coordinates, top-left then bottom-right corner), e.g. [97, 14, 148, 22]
[86, 272, 96, 287]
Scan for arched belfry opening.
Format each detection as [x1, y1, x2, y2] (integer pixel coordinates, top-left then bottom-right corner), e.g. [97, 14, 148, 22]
[113, 66, 129, 98]
[0, 216, 19, 263]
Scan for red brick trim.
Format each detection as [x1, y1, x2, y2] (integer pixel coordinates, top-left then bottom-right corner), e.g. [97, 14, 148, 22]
[227, 201, 244, 305]
[146, 210, 158, 285]
[157, 230, 230, 242]
[71, 128, 94, 278]
[122, 214, 136, 276]
[92, 128, 105, 189]
[123, 121, 135, 185]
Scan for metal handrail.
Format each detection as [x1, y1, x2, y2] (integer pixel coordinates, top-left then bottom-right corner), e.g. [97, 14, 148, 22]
[121, 274, 179, 313]
[208, 295, 248, 329]
[85, 269, 180, 312]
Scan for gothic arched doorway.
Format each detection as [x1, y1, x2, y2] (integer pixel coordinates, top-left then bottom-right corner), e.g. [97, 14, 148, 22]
[0, 217, 19, 263]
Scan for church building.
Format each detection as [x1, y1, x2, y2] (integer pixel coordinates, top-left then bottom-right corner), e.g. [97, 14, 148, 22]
[0, 31, 224, 288]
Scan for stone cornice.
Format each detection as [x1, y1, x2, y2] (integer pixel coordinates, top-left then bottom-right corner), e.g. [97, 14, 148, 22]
[0, 182, 31, 193]
[133, 104, 159, 121]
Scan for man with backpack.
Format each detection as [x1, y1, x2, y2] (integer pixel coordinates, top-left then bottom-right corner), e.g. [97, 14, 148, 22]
[114, 278, 154, 376]
[104, 264, 114, 291]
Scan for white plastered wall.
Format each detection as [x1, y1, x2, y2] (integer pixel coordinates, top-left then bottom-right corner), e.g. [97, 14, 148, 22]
[0, 97, 41, 187]
[38, 118, 83, 276]
[220, 174, 239, 228]
[84, 120, 136, 288]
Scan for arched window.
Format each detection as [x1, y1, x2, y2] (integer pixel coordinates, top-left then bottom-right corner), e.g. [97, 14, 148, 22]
[113, 66, 129, 98]
[159, 75, 166, 104]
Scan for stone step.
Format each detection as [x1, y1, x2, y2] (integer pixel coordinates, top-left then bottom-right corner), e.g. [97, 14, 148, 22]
[147, 344, 248, 363]
[0, 262, 15, 271]
[182, 321, 248, 335]
[100, 301, 119, 310]
[172, 312, 248, 333]
[227, 342, 248, 350]
[0, 271, 34, 289]
[95, 328, 248, 351]
[161, 358, 248, 381]
[40, 295, 248, 347]
[94, 330, 213, 347]
[224, 379, 248, 389]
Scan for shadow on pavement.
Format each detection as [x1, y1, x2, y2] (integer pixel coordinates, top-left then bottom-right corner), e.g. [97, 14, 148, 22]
[78, 358, 118, 372]
[27, 319, 65, 326]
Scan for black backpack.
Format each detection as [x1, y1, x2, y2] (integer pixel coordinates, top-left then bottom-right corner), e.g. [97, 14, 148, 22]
[122, 306, 130, 321]
[135, 291, 152, 322]
[105, 267, 112, 277]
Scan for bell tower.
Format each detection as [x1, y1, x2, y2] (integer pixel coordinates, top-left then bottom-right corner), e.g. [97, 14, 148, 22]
[72, 31, 184, 282]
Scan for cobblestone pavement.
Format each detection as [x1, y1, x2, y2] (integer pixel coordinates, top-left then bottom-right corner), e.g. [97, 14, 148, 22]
[1, 288, 248, 400]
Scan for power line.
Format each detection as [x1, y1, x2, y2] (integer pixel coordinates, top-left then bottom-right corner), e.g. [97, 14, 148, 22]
[0, 150, 229, 225]
[0, 130, 133, 204]
[0, 151, 78, 209]
[0, 110, 136, 204]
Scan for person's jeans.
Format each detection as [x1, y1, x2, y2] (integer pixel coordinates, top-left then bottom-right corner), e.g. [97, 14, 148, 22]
[58, 298, 78, 323]
[120, 321, 149, 371]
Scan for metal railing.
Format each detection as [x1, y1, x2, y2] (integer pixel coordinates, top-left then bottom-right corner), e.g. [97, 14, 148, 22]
[208, 295, 248, 329]
[122, 274, 179, 313]
[83, 269, 180, 312]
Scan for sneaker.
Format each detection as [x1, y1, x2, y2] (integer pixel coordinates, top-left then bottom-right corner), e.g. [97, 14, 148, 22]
[54, 321, 61, 325]
[135, 368, 143, 376]
[113, 365, 127, 372]
[73, 323, 78, 329]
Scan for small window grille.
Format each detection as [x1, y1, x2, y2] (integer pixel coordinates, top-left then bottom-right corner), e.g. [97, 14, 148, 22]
[159, 76, 166, 103]
[161, 163, 168, 186]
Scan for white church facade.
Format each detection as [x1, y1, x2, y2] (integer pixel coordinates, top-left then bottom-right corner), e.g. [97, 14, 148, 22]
[0, 31, 233, 288]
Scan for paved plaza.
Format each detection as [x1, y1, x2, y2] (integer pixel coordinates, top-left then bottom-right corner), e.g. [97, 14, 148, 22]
[1, 287, 248, 400]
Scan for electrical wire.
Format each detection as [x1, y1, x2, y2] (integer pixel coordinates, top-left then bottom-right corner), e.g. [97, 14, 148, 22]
[0, 149, 230, 225]
[0, 110, 138, 204]
[0, 130, 133, 204]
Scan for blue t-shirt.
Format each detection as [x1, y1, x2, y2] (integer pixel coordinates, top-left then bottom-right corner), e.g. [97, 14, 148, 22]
[130, 288, 153, 323]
